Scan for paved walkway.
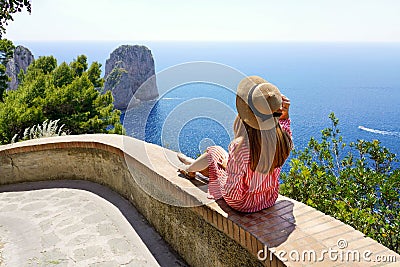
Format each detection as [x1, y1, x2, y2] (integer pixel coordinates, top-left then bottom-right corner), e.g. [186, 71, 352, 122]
[0, 180, 187, 267]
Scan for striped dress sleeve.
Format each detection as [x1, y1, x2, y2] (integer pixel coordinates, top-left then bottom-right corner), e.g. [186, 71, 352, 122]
[279, 118, 292, 137]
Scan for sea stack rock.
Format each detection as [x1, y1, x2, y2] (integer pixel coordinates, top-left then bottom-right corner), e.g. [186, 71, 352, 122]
[104, 45, 158, 111]
[6, 45, 34, 90]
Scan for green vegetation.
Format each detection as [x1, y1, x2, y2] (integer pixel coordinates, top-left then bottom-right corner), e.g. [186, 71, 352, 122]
[0, 4, 123, 143]
[0, 39, 15, 101]
[11, 119, 68, 143]
[0, 0, 31, 38]
[281, 113, 399, 253]
[103, 67, 126, 93]
[0, 50, 124, 144]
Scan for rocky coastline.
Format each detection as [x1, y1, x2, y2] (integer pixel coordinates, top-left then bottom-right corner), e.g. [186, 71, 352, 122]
[5, 45, 34, 91]
[103, 45, 158, 111]
[6, 44, 158, 112]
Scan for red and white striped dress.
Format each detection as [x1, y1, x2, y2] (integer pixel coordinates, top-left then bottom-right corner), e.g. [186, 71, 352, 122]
[206, 119, 291, 213]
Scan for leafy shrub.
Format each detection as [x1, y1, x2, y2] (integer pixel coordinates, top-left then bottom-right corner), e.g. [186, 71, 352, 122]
[0, 53, 124, 144]
[281, 113, 399, 253]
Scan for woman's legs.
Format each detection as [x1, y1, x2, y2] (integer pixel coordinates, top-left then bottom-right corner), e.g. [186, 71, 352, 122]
[178, 145, 227, 179]
[178, 152, 210, 177]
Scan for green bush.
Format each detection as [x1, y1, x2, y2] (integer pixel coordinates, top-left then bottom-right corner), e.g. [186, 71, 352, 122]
[0, 54, 124, 144]
[281, 113, 399, 253]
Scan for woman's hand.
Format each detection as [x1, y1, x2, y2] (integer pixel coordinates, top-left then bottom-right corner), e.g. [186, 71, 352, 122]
[279, 95, 290, 120]
[218, 158, 228, 170]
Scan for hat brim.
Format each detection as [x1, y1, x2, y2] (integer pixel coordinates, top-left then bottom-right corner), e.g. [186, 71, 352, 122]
[236, 76, 281, 130]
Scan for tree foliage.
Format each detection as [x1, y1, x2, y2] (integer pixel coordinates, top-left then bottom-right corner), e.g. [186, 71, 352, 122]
[31, 55, 57, 74]
[0, 38, 14, 63]
[0, 0, 31, 38]
[0, 54, 124, 144]
[281, 113, 399, 253]
[87, 61, 104, 88]
[70, 54, 88, 77]
[0, 38, 14, 101]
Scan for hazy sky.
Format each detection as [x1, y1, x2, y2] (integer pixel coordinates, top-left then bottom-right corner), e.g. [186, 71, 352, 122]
[5, 0, 400, 42]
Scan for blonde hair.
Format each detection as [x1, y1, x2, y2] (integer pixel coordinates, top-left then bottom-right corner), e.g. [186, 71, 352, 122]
[233, 115, 293, 174]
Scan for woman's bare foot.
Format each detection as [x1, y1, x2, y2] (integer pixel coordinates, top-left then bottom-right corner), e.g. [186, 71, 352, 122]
[178, 168, 196, 179]
[177, 153, 195, 165]
[199, 168, 209, 177]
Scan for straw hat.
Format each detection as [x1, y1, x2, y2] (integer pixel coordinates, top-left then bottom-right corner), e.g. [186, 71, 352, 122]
[236, 76, 282, 130]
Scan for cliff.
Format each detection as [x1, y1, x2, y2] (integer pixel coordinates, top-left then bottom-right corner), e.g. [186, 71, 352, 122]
[6, 45, 34, 90]
[103, 45, 158, 111]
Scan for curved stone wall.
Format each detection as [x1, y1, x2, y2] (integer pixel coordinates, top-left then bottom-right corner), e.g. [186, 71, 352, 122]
[1, 135, 398, 266]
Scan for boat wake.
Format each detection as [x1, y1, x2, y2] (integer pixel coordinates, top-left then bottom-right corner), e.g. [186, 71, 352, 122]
[358, 126, 400, 137]
[161, 97, 183, 100]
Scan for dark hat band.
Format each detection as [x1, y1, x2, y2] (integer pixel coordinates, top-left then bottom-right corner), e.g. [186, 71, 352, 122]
[247, 84, 281, 121]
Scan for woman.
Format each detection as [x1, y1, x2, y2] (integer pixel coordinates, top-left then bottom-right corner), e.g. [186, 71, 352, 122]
[178, 76, 293, 212]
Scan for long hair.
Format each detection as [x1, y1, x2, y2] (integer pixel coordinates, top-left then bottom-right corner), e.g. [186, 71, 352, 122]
[233, 115, 293, 174]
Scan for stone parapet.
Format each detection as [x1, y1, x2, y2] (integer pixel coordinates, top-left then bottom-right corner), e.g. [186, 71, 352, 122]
[1, 135, 398, 266]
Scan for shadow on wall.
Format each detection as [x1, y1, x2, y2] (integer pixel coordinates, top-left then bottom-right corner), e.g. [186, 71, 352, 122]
[0, 180, 188, 267]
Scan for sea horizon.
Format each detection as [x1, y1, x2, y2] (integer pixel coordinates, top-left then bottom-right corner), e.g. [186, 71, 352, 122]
[9, 41, 400, 167]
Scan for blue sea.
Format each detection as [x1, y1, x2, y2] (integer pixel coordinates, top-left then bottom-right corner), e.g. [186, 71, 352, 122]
[17, 41, 400, 170]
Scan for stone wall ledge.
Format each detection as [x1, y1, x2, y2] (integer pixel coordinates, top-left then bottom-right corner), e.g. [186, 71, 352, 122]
[0, 134, 398, 267]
